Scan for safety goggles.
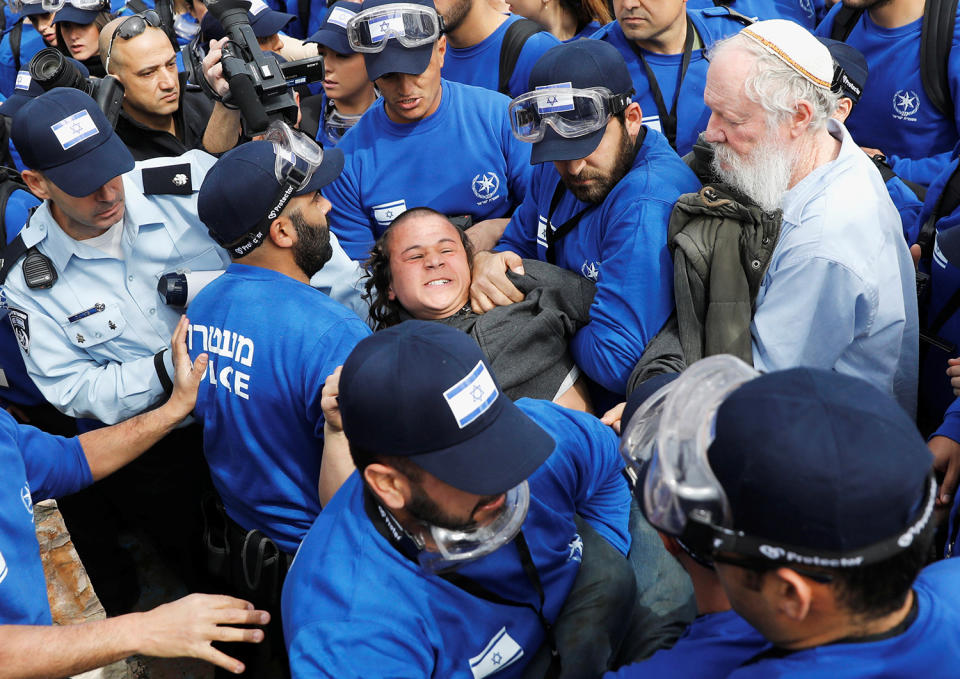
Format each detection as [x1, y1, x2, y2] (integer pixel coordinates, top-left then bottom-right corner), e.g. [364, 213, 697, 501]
[416, 481, 530, 574]
[31, 0, 107, 13]
[345, 3, 443, 53]
[323, 107, 364, 145]
[621, 355, 939, 570]
[509, 86, 632, 143]
[105, 10, 161, 74]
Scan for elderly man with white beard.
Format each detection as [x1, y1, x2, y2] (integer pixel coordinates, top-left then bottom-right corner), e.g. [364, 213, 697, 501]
[701, 19, 918, 414]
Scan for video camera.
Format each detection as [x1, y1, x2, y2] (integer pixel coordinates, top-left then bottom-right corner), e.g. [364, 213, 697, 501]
[28, 48, 125, 128]
[198, 0, 324, 135]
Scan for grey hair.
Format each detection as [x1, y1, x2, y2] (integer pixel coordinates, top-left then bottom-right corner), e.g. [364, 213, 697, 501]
[710, 33, 840, 132]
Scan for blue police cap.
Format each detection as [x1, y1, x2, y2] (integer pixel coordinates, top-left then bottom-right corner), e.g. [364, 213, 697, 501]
[52, 1, 107, 25]
[526, 40, 634, 165]
[338, 322, 556, 496]
[12, 88, 134, 197]
[708, 367, 933, 554]
[200, 0, 294, 40]
[818, 37, 868, 104]
[306, 1, 362, 55]
[198, 139, 344, 247]
[360, 0, 437, 82]
[0, 59, 89, 118]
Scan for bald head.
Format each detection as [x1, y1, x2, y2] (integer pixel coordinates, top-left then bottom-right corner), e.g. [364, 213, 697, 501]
[99, 17, 169, 74]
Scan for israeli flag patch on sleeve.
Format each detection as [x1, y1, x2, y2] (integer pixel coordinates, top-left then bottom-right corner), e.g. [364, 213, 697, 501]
[469, 627, 523, 678]
[51, 110, 99, 150]
[444, 361, 498, 429]
[535, 82, 575, 113]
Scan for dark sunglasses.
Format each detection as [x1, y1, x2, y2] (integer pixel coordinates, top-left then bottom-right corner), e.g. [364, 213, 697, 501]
[105, 10, 162, 74]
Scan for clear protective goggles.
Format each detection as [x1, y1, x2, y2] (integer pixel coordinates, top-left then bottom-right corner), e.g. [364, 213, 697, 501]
[29, 0, 108, 13]
[620, 356, 759, 556]
[323, 107, 364, 145]
[263, 120, 325, 193]
[415, 481, 530, 574]
[509, 85, 633, 143]
[345, 3, 443, 53]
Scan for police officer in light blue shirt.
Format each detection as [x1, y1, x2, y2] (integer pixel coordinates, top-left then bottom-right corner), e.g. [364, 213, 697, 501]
[324, 0, 533, 260]
[3, 88, 228, 613]
[473, 40, 701, 399]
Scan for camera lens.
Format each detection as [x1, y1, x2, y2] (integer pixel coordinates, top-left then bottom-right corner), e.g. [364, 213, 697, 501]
[29, 48, 66, 85]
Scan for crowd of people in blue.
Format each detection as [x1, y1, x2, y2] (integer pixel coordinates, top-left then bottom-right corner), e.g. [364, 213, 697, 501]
[0, 0, 958, 676]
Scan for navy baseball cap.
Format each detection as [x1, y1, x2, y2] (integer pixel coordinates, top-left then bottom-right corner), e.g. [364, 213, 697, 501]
[0, 60, 89, 118]
[20, 2, 52, 16]
[527, 40, 634, 164]
[338, 322, 557, 496]
[818, 37, 868, 105]
[12, 88, 134, 197]
[306, 0, 361, 54]
[198, 139, 344, 247]
[53, 1, 107, 25]
[201, 0, 294, 40]
[708, 368, 933, 554]
[361, 0, 437, 82]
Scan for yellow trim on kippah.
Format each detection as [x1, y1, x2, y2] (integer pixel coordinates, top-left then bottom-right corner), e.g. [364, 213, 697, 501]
[741, 28, 831, 89]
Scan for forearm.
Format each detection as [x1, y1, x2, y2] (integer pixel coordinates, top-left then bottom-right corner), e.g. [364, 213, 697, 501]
[78, 397, 189, 481]
[466, 218, 509, 253]
[0, 615, 144, 679]
[202, 104, 242, 155]
[318, 424, 356, 506]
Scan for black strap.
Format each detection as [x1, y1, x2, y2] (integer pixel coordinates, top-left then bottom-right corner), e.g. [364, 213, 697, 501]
[0, 167, 28, 248]
[920, 0, 958, 118]
[298, 0, 311, 39]
[126, 0, 149, 12]
[917, 160, 960, 263]
[545, 181, 593, 266]
[154, 349, 174, 395]
[10, 21, 22, 74]
[498, 18, 544, 96]
[829, 6, 862, 41]
[0, 232, 27, 284]
[627, 16, 694, 150]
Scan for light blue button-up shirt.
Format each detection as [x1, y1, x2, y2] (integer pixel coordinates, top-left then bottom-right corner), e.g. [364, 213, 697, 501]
[751, 119, 919, 414]
[2, 150, 229, 424]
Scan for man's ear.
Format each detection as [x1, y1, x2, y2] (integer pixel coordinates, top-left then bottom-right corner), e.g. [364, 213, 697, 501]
[364, 463, 411, 510]
[20, 169, 50, 201]
[269, 216, 296, 249]
[790, 99, 816, 138]
[771, 567, 815, 622]
[624, 100, 643, 140]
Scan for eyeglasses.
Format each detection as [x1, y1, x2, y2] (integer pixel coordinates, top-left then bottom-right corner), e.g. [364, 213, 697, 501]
[104, 10, 161, 75]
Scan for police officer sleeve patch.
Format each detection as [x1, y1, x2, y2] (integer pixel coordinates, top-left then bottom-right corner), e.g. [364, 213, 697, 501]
[8, 309, 29, 354]
[142, 163, 193, 195]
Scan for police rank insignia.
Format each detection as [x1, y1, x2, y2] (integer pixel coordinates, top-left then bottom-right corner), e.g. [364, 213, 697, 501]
[8, 308, 29, 354]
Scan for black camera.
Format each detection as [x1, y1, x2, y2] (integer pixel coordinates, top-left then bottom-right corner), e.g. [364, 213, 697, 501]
[29, 48, 125, 128]
[203, 0, 323, 135]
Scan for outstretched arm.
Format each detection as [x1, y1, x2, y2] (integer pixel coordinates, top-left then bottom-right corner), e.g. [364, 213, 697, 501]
[0, 594, 268, 678]
[78, 316, 208, 481]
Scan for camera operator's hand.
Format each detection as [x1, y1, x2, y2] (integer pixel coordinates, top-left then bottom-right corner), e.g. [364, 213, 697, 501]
[203, 37, 231, 100]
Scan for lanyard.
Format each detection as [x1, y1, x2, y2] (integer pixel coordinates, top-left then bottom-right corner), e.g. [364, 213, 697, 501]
[544, 126, 648, 265]
[628, 16, 695, 150]
[365, 490, 561, 675]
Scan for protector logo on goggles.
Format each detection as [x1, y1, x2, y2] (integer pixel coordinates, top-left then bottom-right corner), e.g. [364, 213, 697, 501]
[535, 82, 575, 113]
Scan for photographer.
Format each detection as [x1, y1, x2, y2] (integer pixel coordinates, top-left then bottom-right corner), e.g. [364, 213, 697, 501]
[98, 11, 242, 158]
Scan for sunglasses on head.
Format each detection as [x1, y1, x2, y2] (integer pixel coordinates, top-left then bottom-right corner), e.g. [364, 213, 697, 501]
[105, 10, 162, 74]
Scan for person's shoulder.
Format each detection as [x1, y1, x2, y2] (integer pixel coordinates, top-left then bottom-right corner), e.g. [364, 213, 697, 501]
[130, 149, 216, 195]
[591, 19, 619, 42]
[446, 78, 512, 111]
[613, 130, 700, 201]
[689, 6, 753, 42]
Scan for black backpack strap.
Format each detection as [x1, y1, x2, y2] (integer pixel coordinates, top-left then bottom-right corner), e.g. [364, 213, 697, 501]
[10, 21, 22, 74]
[498, 18, 544, 96]
[920, 0, 958, 118]
[829, 6, 863, 41]
[917, 160, 960, 262]
[0, 167, 27, 248]
[298, 0, 311, 39]
[0, 233, 28, 285]
[126, 0, 149, 12]
[710, 3, 755, 26]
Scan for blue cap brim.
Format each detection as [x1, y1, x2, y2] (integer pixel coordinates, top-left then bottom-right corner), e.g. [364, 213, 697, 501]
[0, 94, 33, 118]
[43, 129, 134, 197]
[306, 28, 352, 54]
[530, 125, 605, 165]
[250, 10, 293, 37]
[297, 146, 345, 195]
[20, 4, 49, 16]
[363, 42, 432, 81]
[53, 6, 100, 23]
[411, 397, 556, 495]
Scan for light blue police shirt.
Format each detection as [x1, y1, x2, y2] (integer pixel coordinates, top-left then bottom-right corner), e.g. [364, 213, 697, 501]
[2, 150, 229, 424]
[751, 119, 919, 414]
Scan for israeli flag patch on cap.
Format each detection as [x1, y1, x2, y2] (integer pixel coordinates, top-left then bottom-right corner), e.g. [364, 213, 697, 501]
[327, 6, 356, 28]
[373, 199, 406, 226]
[369, 13, 406, 40]
[249, 0, 269, 15]
[14, 71, 31, 90]
[535, 82, 575, 113]
[51, 110, 98, 150]
[444, 361, 498, 429]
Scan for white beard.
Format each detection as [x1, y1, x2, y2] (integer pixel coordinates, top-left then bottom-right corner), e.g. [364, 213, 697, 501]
[710, 128, 795, 213]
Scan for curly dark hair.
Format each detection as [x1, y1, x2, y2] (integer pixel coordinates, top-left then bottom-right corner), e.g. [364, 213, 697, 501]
[362, 207, 474, 330]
